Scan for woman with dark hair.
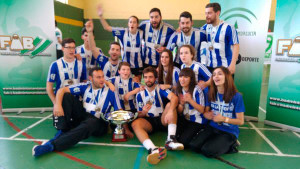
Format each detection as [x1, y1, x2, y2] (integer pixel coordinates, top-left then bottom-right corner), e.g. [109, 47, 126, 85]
[189, 66, 245, 158]
[175, 68, 207, 147]
[157, 49, 180, 91]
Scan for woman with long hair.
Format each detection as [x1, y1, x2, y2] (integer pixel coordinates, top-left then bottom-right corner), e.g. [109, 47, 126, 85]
[157, 49, 180, 91]
[179, 45, 211, 89]
[189, 66, 245, 158]
[175, 68, 208, 147]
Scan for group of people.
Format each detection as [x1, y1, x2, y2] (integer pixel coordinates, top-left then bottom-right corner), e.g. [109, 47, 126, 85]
[32, 2, 245, 165]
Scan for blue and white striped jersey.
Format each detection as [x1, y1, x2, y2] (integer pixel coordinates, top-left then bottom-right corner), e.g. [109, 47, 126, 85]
[109, 76, 140, 111]
[96, 53, 120, 79]
[167, 28, 206, 64]
[139, 20, 175, 66]
[69, 82, 119, 119]
[182, 86, 207, 124]
[47, 58, 87, 93]
[136, 85, 170, 117]
[162, 67, 180, 87]
[112, 27, 144, 68]
[75, 44, 104, 69]
[181, 61, 211, 82]
[201, 22, 239, 68]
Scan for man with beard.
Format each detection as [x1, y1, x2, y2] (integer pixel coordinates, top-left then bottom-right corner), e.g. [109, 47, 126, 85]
[167, 11, 207, 67]
[86, 19, 122, 79]
[33, 67, 119, 157]
[132, 67, 184, 165]
[139, 8, 175, 68]
[202, 3, 239, 74]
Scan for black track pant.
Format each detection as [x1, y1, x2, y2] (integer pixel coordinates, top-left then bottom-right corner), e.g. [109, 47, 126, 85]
[52, 93, 108, 151]
[189, 125, 237, 158]
[176, 116, 206, 148]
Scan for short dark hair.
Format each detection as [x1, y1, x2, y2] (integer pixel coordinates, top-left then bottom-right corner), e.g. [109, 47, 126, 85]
[81, 26, 94, 35]
[179, 11, 192, 22]
[129, 16, 139, 24]
[206, 3, 221, 13]
[118, 62, 130, 70]
[89, 67, 102, 77]
[62, 38, 76, 47]
[149, 8, 161, 17]
[110, 41, 121, 50]
[143, 66, 157, 78]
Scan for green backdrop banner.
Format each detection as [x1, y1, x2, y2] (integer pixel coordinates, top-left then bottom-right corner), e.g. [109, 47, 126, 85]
[212, 0, 272, 117]
[0, 0, 56, 109]
[266, 0, 300, 128]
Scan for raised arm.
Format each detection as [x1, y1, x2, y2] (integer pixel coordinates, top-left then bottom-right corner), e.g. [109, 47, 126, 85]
[85, 19, 100, 59]
[97, 5, 112, 32]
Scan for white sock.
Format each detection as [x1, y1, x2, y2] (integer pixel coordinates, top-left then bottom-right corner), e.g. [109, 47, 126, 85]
[143, 139, 156, 150]
[168, 124, 177, 140]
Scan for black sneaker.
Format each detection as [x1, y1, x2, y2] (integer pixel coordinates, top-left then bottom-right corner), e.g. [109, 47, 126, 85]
[165, 135, 184, 151]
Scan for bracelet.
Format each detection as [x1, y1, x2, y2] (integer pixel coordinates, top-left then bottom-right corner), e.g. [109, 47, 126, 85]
[225, 117, 229, 123]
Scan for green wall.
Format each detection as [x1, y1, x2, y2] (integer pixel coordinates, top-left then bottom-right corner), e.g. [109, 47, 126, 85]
[54, 1, 84, 46]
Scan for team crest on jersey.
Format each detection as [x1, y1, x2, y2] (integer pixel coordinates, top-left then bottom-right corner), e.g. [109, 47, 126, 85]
[138, 102, 144, 108]
[115, 30, 121, 36]
[50, 74, 55, 80]
[73, 87, 80, 93]
[98, 55, 104, 62]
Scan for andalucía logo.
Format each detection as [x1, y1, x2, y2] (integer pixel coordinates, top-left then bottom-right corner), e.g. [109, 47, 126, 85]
[0, 34, 52, 58]
[220, 7, 257, 36]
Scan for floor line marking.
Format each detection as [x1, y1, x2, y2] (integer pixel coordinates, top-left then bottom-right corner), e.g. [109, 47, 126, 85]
[1, 115, 52, 119]
[248, 122, 283, 155]
[9, 114, 52, 139]
[259, 106, 266, 113]
[239, 151, 300, 157]
[239, 127, 281, 131]
[3, 137, 300, 158]
[293, 131, 300, 139]
[133, 147, 145, 169]
[215, 157, 245, 169]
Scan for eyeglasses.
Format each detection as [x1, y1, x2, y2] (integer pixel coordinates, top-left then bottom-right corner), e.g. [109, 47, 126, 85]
[64, 46, 76, 50]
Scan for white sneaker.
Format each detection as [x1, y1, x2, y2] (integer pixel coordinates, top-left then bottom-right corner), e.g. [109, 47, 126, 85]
[147, 147, 167, 165]
[165, 135, 184, 150]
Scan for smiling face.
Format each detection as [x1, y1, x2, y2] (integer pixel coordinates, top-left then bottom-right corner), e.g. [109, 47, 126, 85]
[89, 70, 105, 89]
[62, 42, 76, 60]
[179, 46, 193, 64]
[150, 11, 161, 29]
[161, 51, 170, 67]
[144, 72, 156, 88]
[118, 64, 131, 79]
[212, 68, 225, 87]
[108, 44, 121, 61]
[179, 17, 193, 34]
[128, 17, 138, 33]
[179, 75, 191, 89]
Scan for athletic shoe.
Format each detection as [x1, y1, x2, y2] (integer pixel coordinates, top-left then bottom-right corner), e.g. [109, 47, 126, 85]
[32, 142, 54, 157]
[147, 147, 167, 165]
[42, 130, 63, 145]
[165, 135, 184, 150]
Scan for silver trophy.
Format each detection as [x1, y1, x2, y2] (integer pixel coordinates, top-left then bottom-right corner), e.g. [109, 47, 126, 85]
[101, 110, 138, 142]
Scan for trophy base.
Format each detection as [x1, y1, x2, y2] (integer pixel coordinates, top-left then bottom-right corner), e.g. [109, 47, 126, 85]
[112, 133, 127, 142]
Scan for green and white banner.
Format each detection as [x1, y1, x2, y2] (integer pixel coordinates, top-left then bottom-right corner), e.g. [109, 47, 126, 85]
[0, 0, 55, 110]
[212, 0, 272, 117]
[266, 0, 300, 129]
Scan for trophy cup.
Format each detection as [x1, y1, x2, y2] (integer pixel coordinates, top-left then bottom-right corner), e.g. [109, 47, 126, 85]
[101, 110, 138, 142]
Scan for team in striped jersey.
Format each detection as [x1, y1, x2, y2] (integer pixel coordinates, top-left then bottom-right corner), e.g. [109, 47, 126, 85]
[41, 2, 242, 165]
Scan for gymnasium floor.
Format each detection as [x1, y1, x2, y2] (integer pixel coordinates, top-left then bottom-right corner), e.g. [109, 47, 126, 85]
[1, 65, 300, 169]
[1, 110, 300, 169]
